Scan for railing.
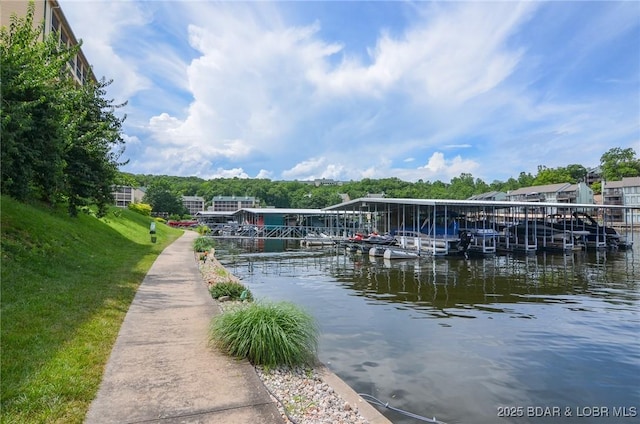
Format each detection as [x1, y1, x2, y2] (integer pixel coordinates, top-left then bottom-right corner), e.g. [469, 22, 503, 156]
[205, 224, 356, 239]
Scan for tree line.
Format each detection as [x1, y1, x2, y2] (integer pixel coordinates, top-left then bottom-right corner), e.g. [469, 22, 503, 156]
[130, 147, 639, 216]
[1, 3, 126, 217]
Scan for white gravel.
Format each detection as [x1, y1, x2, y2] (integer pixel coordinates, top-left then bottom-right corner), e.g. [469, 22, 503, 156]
[255, 365, 370, 424]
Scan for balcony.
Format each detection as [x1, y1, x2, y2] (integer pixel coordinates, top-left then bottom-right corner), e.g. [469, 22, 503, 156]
[603, 198, 623, 206]
[556, 192, 577, 202]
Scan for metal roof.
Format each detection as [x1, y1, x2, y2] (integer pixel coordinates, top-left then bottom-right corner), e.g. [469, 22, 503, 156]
[322, 197, 637, 211]
[507, 183, 572, 195]
[194, 211, 235, 216]
[236, 208, 329, 215]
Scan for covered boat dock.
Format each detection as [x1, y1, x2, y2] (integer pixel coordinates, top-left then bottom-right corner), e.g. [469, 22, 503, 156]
[323, 197, 638, 256]
[195, 197, 637, 257]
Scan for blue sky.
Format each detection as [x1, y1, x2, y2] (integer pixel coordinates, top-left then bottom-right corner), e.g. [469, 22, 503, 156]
[58, 0, 639, 183]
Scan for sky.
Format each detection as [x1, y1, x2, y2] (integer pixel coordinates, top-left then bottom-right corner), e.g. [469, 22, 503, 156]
[57, 0, 639, 183]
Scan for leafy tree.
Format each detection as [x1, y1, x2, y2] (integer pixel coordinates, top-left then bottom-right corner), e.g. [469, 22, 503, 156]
[116, 172, 140, 188]
[565, 164, 587, 182]
[1, 3, 74, 201]
[429, 180, 449, 198]
[600, 147, 640, 181]
[533, 164, 588, 186]
[266, 183, 294, 207]
[142, 180, 187, 215]
[491, 177, 520, 192]
[1, 3, 127, 216]
[63, 78, 127, 217]
[517, 172, 535, 187]
[533, 166, 570, 185]
[449, 173, 476, 199]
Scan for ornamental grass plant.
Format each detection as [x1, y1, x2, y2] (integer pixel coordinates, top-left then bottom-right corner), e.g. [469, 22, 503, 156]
[209, 281, 253, 301]
[210, 301, 318, 367]
[193, 236, 216, 252]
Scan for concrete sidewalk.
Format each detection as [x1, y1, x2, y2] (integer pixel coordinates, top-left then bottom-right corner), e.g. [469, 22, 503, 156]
[85, 231, 281, 423]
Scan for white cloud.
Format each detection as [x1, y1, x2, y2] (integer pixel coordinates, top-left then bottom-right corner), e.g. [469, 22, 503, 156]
[121, 133, 140, 145]
[444, 144, 473, 149]
[419, 152, 480, 179]
[148, 113, 182, 141]
[308, 2, 537, 105]
[58, 1, 637, 184]
[282, 157, 327, 180]
[256, 169, 273, 179]
[208, 168, 250, 179]
[117, 1, 539, 181]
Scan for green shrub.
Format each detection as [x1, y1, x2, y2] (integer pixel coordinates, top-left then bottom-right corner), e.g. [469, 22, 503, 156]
[210, 301, 318, 367]
[193, 236, 216, 252]
[128, 202, 152, 216]
[196, 224, 210, 235]
[209, 281, 253, 301]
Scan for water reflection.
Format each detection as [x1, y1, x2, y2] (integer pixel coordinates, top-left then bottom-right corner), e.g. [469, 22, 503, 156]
[215, 239, 639, 424]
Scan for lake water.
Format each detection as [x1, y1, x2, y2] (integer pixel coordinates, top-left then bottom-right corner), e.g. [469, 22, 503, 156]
[214, 238, 639, 424]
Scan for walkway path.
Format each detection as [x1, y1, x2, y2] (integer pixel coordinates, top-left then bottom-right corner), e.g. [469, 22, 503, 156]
[85, 231, 281, 423]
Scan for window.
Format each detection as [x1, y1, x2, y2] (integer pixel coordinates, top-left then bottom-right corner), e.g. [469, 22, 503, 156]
[51, 12, 59, 34]
[60, 30, 68, 46]
[68, 55, 76, 75]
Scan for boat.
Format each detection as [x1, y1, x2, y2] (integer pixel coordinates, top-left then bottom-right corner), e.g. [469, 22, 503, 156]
[464, 228, 499, 256]
[501, 221, 575, 254]
[549, 212, 632, 250]
[498, 223, 538, 254]
[358, 232, 397, 245]
[392, 211, 483, 257]
[342, 232, 397, 252]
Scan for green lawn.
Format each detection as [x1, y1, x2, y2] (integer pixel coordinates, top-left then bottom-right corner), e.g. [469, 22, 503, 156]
[1, 196, 183, 423]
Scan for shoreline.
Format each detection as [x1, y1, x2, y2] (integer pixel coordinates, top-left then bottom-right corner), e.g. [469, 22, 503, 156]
[197, 251, 392, 424]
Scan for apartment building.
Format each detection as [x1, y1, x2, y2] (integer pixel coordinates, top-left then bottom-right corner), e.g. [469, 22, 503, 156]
[112, 186, 145, 208]
[1, 0, 95, 85]
[210, 196, 258, 212]
[505, 182, 593, 204]
[603, 177, 640, 224]
[181, 196, 205, 216]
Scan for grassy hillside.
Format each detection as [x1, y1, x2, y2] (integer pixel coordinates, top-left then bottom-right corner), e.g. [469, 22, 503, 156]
[1, 196, 183, 423]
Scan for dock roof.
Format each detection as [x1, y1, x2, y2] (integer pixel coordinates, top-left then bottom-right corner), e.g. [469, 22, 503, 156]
[236, 208, 326, 215]
[322, 197, 637, 211]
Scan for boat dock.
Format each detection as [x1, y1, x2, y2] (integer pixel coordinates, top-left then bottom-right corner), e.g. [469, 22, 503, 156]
[197, 198, 638, 257]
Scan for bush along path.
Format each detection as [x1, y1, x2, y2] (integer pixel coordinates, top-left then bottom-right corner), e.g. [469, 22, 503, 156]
[195, 246, 374, 424]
